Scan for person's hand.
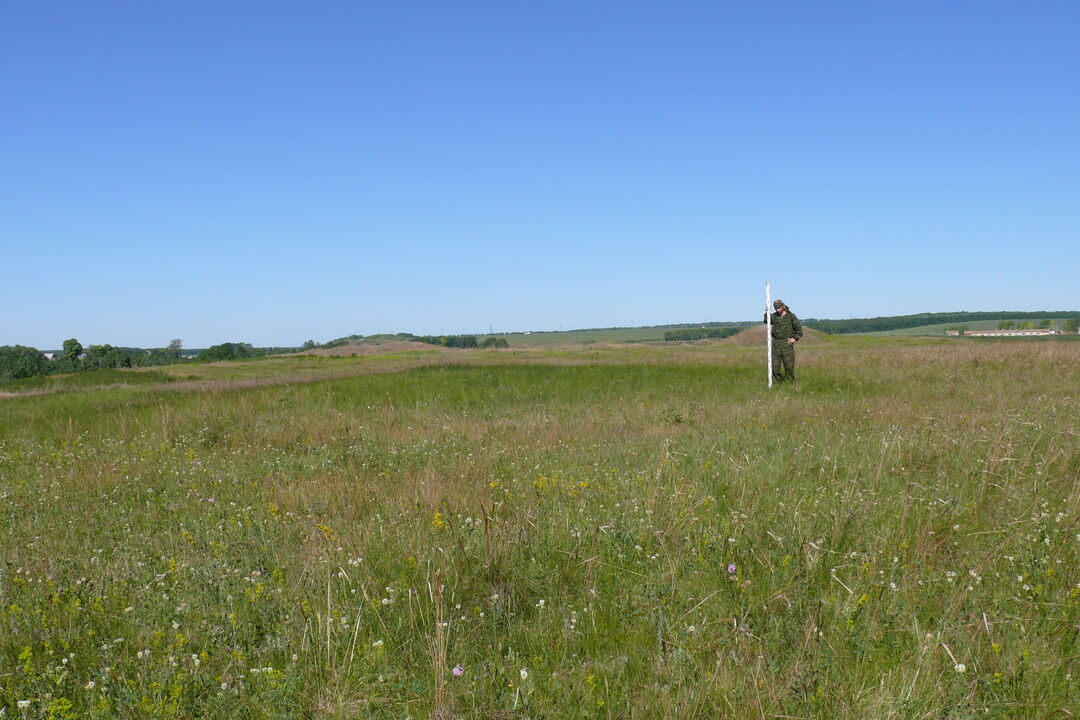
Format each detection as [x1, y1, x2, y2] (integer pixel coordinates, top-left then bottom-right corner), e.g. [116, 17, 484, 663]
[787, 338, 796, 345]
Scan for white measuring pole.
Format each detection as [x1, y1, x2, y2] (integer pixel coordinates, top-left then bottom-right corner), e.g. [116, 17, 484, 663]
[766, 281, 773, 388]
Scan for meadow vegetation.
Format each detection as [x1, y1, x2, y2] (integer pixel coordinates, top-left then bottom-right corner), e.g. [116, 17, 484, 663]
[0, 338, 1076, 718]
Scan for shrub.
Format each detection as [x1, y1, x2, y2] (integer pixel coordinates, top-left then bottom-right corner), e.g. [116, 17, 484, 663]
[0, 345, 48, 379]
[196, 343, 256, 362]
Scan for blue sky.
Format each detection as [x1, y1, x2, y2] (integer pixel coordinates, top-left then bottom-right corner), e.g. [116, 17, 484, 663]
[2, 1, 1077, 348]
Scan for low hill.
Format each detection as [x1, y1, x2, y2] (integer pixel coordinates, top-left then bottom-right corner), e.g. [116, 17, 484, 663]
[721, 325, 831, 346]
[805, 310, 1079, 334]
[295, 341, 443, 356]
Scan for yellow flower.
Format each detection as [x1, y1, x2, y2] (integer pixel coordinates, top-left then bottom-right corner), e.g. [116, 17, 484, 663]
[431, 512, 445, 530]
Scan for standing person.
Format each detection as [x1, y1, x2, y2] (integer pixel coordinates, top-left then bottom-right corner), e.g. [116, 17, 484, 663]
[765, 299, 803, 383]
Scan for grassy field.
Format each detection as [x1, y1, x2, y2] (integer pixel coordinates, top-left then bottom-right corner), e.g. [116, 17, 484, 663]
[480, 327, 674, 346]
[1, 338, 1076, 719]
[478, 324, 751, 347]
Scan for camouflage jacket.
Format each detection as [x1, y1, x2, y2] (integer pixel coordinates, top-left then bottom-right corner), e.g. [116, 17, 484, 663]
[764, 311, 803, 341]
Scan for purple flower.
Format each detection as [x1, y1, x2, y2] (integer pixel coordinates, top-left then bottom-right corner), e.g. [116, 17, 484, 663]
[727, 563, 737, 574]
[452, 664, 464, 676]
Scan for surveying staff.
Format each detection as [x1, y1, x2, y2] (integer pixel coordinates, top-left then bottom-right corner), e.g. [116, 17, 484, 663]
[764, 299, 803, 382]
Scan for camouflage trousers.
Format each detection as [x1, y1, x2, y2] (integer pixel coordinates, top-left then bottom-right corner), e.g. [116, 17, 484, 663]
[772, 343, 796, 382]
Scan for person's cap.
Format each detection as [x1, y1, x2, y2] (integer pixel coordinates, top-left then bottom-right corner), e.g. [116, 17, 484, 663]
[773, 299, 784, 308]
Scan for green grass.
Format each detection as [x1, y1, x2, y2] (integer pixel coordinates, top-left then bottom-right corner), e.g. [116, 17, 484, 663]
[0, 368, 184, 393]
[0, 340, 1076, 718]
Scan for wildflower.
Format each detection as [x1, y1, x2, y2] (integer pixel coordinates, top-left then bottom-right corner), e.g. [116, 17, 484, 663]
[954, 663, 966, 673]
[452, 664, 464, 676]
[85, 680, 95, 689]
[727, 563, 737, 574]
[520, 668, 529, 681]
[17, 700, 30, 708]
[372, 640, 384, 648]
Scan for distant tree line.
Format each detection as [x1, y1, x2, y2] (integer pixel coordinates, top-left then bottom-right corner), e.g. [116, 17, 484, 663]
[413, 335, 509, 349]
[806, 311, 1080, 334]
[0, 339, 193, 380]
[0, 338, 303, 381]
[664, 327, 746, 341]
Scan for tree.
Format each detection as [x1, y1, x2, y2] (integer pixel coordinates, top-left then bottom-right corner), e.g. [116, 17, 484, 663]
[1036, 319, 1051, 329]
[62, 338, 83, 360]
[83, 344, 132, 369]
[167, 339, 183, 357]
[0, 346, 48, 379]
[1065, 318, 1080, 333]
[1018, 321, 1034, 329]
[302, 340, 318, 351]
[997, 321, 1014, 330]
[196, 343, 255, 362]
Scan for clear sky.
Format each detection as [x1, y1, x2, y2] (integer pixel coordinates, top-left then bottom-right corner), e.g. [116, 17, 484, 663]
[2, 1, 1077, 348]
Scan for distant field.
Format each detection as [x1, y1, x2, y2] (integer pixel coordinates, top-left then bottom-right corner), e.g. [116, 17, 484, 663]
[1, 338, 1076, 718]
[480, 324, 750, 347]
[480, 326, 672, 346]
[858, 318, 1074, 336]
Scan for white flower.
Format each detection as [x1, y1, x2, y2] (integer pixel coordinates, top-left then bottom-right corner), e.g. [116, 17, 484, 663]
[519, 668, 529, 681]
[85, 680, 95, 689]
[17, 700, 31, 708]
[954, 663, 966, 673]
[372, 640, 384, 648]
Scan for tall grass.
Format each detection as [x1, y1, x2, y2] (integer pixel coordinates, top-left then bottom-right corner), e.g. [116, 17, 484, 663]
[0, 340, 1076, 718]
